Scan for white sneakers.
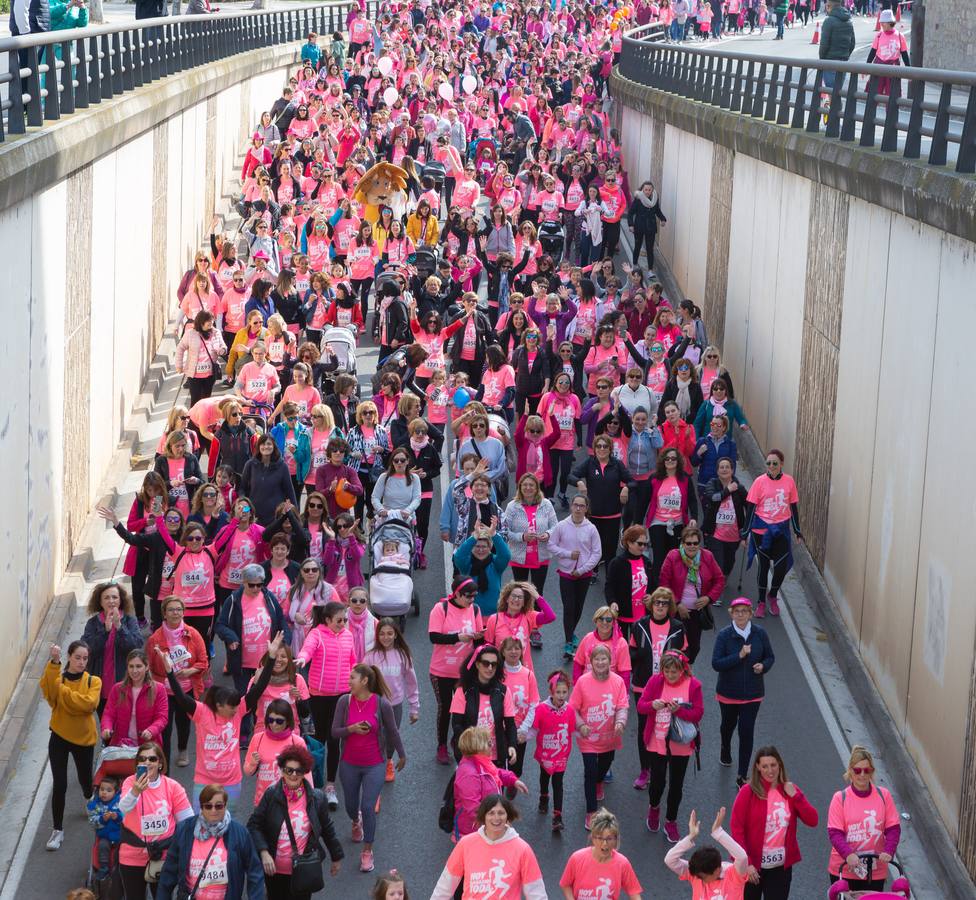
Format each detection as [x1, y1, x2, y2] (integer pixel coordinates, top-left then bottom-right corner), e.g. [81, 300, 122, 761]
[45, 829, 64, 851]
[325, 783, 338, 810]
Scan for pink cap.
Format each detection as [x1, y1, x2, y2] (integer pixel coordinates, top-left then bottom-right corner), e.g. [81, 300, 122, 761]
[729, 597, 753, 608]
[253, 250, 270, 261]
[252, 131, 264, 141]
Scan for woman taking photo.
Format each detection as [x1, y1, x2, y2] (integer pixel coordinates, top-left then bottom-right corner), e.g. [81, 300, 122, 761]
[81, 582, 144, 715]
[743, 449, 802, 618]
[637, 650, 704, 843]
[730, 746, 819, 899]
[101, 649, 169, 750]
[712, 598, 775, 786]
[703, 457, 748, 585]
[295, 601, 357, 811]
[119, 471, 168, 628]
[430, 796, 545, 900]
[332, 664, 407, 873]
[826, 745, 901, 892]
[453, 525, 513, 618]
[628, 587, 687, 790]
[116, 740, 193, 899]
[657, 359, 703, 426]
[569, 645, 628, 831]
[450, 643, 517, 769]
[247, 745, 343, 900]
[571, 435, 632, 576]
[502, 473, 558, 596]
[559, 809, 643, 900]
[645, 448, 699, 587]
[401, 418, 441, 567]
[146, 596, 209, 769]
[42, 641, 100, 852]
[156, 783, 265, 900]
[547, 495, 602, 658]
[605, 525, 654, 640]
[658, 524, 724, 663]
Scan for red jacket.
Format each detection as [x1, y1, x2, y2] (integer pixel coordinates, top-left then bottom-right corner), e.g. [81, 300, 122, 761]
[635, 673, 704, 748]
[658, 548, 725, 603]
[146, 624, 210, 698]
[102, 679, 169, 747]
[730, 779, 819, 870]
[660, 420, 696, 472]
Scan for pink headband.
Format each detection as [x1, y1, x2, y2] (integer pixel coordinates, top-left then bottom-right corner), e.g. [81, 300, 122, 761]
[453, 578, 475, 597]
[548, 672, 565, 691]
[466, 643, 498, 670]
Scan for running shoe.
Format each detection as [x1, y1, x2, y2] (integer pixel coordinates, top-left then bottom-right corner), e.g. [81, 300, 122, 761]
[360, 849, 375, 872]
[664, 820, 680, 843]
[436, 744, 450, 765]
[595, 782, 605, 801]
[646, 806, 660, 832]
[755, 601, 766, 618]
[45, 829, 64, 851]
[768, 596, 780, 616]
[385, 759, 395, 782]
[552, 812, 564, 832]
[351, 815, 364, 842]
[633, 769, 650, 790]
[325, 783, 338, 810]
[603, 768, 614, 784]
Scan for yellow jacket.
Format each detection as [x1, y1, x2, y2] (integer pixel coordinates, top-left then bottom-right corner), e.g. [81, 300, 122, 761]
[405, 212, 439, 246]
[225, 325, 268, 377]
[41, 662, 100, 746]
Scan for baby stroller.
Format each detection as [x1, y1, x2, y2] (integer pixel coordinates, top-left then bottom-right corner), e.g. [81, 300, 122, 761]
[85, 837, 121, 899]
[539, 219, 566, 265]
[473, 137, 499, 186]
[421, 160, 447, 195]
[321, 326, 358, 396]
[413, 246, 438, 279]
[828, 855, 911, 899]
[369, 514, 420, 626]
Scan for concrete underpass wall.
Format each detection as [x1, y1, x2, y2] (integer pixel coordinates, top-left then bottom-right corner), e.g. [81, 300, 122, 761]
[613, 73, 976, 864]
[0, 45, 300, 718]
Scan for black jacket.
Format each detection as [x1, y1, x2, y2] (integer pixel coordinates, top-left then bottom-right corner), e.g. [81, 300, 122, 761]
[212, 422, 257, 478]
[451, 682, 518, 765]
[113, 524, 174, 607]
[403, 441, 442, 493]
[512, 345, 551, 396]
[324, 394, 359, 433]
[446, 309, 494, 374]
[240, 458, 298, 526]
[153, 453, 204, 512]
[605, 550, 654, 621]
[380, 297, 412, 349]
[391, 417, 444, 453]
[629, 615, 687, 691]
[477, 247, 531, 306]
[247, 780, 344, 866]
[627, 194, 667, 234]
[702, 478, 749, 536]
[261, 508, 311, 562]
[571, 456, 633, 518]
[819, 5, 855, 61]
[656, 378, 705, 425]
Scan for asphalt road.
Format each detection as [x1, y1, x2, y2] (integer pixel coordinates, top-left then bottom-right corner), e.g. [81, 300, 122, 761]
[11, 330, 853, 900]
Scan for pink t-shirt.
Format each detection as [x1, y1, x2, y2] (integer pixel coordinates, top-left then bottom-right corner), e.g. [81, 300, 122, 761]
[502, 664, 539, 728]
[283, 384, 321, 418]
[628, 558, 648, 622]
[450, 686, 517, 760]
[308, 430, 331, 483]
[872, 29, 907, 62]
[559, 848, 642, 900]
[760, 786, 791, 870]
[173, 547, 216, 612]
[574, 302, 598, 344]
[827, 785, 899, 880]
[341, 693, 384, 766]
[192, 703, 244, 785]
[241, 593, 273, 669]
[482, 365, 516, 408]
[247, 732, 307, 803]
[428, 602, 484, 677]
[238, 361, 279, 405]
[574, 632, 632, 677]
[681, 862, 748, 900]
[647, 678, 694, 756]
[533, 700, 575, 773]
[460, 317, 478, 361]
[426, 384, 451, 424]
[453, 180, 481, 216]
[265, 567, 292, 605]
[654, 476, 683, 523]
[167, 458, 190, 517]
[348, 242, 378, 281]
[118, 775, 191, 866]
[570, 671, 628, 753]
[714, 495, 740, 542]
[219, 529, 259, 590]
[274, 791, 311, 875]
[542, 393, 580, 451]
[746, 474, 798, 527]
[445, 831, 543, 900]
[187, 836, 230, 900]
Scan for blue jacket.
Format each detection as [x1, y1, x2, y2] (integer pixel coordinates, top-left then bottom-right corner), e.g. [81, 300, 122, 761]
[87, 795, 122, 843]
[215, 587, 291, 674]
[157, 817, 265, 900]
[301, 42, 322, 67]
[692, 433, 738, 486]
[453, 534, 512, 617]
[439, 476, 497, 540]
[269, 422, 312, 482]
[712, 623, 775, 701]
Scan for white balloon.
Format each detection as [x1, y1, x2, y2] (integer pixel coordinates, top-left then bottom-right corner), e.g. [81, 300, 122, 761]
[438, 81, 455, 102]
[462, 75, 477, 95]
[383, 86, 400, 106]
[377, 57, 394, 77]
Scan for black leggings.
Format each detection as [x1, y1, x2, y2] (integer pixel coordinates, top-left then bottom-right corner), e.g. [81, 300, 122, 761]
[430, 674, 457, 746]
[514, 392, 541, 418]
[681, 608, 705, 664]
[130, 553, 149, 621]
[745, 866, 794, 900]
[186, 372, 217, 408]
[590, 515, 622, 574]
[632, 228, 656, 266]
[625, 479, 653, 530]
[511, 564, 548, 597]
[351, 277, 373, 325]
[649, 523, 681, 586]
[636, 711, 652, 770]
[161, 693, 193, 765]
[356, 471, 376, 523]
[120, 862, 159, 899]
[548, 449, 575, 495]
[648, 751, 691, 822]
[582, 751, 615, 813]
[708, 535, 740, 579]
[511, 742, 527, 778]
[539, 769, 564, 812]
[48, 731, 93, 830]
[309, 694, 342, 783]
[602, 221, 621, 259]
[416, 497, 433, 550]
[752, 531, 792, 604]
[559, 575, 591, 643]
[719, 700, 761, 779]
[266, 873, 312, 900]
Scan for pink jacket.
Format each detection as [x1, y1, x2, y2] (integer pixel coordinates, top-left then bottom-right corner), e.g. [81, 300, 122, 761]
[658, 548, 726, 604]
[453, 754, 517, 837]
[175, 328, 226, 378]
[298, 625, 357, 696]
[102, 680, 169, 747]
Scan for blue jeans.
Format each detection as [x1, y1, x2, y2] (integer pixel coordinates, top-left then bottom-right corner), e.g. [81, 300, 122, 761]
[776, 10, 786, 35]
[579, 234, 602, 268]
[670, 19, 685, 39]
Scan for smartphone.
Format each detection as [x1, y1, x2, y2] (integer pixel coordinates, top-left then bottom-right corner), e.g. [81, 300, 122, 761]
[136, 765, 148, 780]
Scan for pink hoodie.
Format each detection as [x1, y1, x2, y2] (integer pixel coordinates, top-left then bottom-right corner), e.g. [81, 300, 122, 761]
[297, 625, 356, 696]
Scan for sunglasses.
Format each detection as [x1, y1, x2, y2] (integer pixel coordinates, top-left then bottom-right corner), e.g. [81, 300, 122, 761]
[267, 715, 288, 726]
[201, 802, 226, 811]
[683, 540, 700, 547]
[247, 582, 265, 590]
[282, 766, 305, 776]
[851, 766, 874, 775]
[349, 596, 368, 604]
[229, 411, 242, 418]
[652, 599, 671, 607]
[597, 616, 615, 623]
[477, 659, 498, 668]
[766, 460, 781, 467]
[186, 535, 204, 542]
[307, 502, 323, 509]
[302, 566, 319, 574]
[201, 491, 218, 499]
[393, 458, 409, 464]
[634, 540, 649, 547]
[137, 755, 159, 763]
[164, 515, 182, 524]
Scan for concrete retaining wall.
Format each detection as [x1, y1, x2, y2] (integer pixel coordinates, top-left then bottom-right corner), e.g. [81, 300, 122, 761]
[0, 43, 301, 717]
[613, 70, 976, 859]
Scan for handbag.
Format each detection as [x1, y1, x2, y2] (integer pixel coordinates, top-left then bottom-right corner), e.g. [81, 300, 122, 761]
[175, 836, 220, 900]
[698, 605, 715, 631]
[144, 858, 165, 884]
[283, 796, 325, 894]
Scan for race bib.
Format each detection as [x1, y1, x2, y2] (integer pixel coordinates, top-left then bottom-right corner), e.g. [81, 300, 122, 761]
[716, 504, 736, 526]
[140, 814, 169, 837]
[171, 484, 189, 500]
[168, 644, 191, 671]
[761, 847, 785, 869]
[195, 359, 212, 375]
[313, 450, 328, 468]
[228, 567, 243, 585]
[162, 559, 175, 580]
[248, 378, 267, 393]
[181, 570, 205, 587]
[661, 491, 682, 510]
[198, 862, 228, 886]
[557, 411, 574, 431]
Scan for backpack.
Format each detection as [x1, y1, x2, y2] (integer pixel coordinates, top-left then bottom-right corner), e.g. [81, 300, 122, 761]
[437, 772, 457, 833]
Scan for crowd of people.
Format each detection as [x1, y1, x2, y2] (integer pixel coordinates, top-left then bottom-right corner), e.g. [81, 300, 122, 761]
[41, 0, 906, 898]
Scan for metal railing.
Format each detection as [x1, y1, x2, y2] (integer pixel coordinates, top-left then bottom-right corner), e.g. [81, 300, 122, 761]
[0, 0, 377, 143]
[619, 23, 976, 174]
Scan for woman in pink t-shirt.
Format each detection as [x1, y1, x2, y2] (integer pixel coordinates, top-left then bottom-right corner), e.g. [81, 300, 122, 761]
[348, 221, 380, 326]
[559, 809, 643, 900]
[538, 374, 582, 501]
[743, 449, 802, 618]
[646, 448, 700, 587]
[153, 430, 204, 520]
[569, 645, 628, 828]
[243, 699, 307, 805]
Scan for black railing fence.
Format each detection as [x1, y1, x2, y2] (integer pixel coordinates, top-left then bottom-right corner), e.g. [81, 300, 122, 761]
[619, 23, 976, 174]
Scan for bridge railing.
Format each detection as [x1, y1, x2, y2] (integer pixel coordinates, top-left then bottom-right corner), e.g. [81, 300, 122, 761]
[0, 0, 377, 143]
[619, 23, 976, 174]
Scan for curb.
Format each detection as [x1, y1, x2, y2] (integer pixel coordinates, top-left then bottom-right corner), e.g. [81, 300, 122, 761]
[619, 224, 972, 892]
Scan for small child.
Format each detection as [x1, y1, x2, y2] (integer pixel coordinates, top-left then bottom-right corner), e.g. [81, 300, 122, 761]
[664, 808, 749, 894]
[529, 670, 575, 831]
[501, 638, 540, 789]
[425, 369, 451, 427]
[758, 0, 767, 31]
[373, 870, 409, 900]
[697, 1, 713, 37]
[449, 372, 471, 425]
[214, 464, 237, 511]
[86, 776, 121, 884]
[378, 539, 410, 569]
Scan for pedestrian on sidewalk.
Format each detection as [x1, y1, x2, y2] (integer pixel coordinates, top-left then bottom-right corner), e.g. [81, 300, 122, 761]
[819, 0, 855, 93]
[627, 181, 667, 268]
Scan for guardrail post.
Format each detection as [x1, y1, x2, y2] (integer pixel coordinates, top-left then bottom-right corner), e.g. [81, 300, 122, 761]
[7, 49, 26, 135]
[121, 30, 135, 91]
[751, 61, 767, 117]
[59, 40, 75, 113]
[860, 75, 879, 147]
[955, 85, 976, 173]
[928, 81, 952, 166]
[902, 78, 923, 157]
[806, 69, 823, 132]
[41, 48, 61, 120]
[111, 31, 123, 93]
[74, 36, 89, 108]
[880, 77, 902, 151]
[790, 66, 808, 128]
[776, 65, 792, 124]
[25, 46, 43, 125]
[731, 58, 745, 112]
[764, 63, 779, 120]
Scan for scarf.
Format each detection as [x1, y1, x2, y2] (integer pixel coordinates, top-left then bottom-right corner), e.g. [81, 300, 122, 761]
[679, 545, 700, 585]
[194, 810, 232, 841]
[348, 609, 370, 660]
[410, 435, 430, 452]
[283, 783, 306, 803]
[675, 379, 691, 417]
[468, 549, 494, 594]
[732, 620, 752, 641]
[711, 396, 728, 416]
[263, 726, 295, 743]
[162, 622, 186, 644]
[634, 189, 659, 208]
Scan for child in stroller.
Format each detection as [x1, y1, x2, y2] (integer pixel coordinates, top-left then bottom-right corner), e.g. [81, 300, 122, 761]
[369, 516, 420, 623]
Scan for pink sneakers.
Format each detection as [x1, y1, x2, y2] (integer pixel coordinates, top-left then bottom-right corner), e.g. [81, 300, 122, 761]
[436, 744, 449, 765]
[646, 805, 660, 832]
[664, 820, 680, 843]
[595, 782, 605, 802]
[768, 596, 781, 616]
[633, 769, 650, 790]
[755, 601, 766, 618]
